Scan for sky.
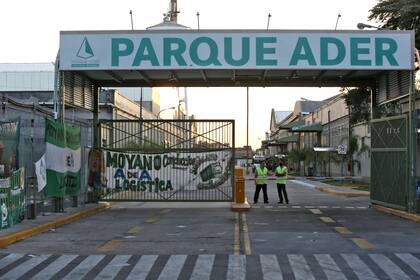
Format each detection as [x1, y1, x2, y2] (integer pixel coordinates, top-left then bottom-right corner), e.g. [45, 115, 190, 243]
[0, 0, 379, 149]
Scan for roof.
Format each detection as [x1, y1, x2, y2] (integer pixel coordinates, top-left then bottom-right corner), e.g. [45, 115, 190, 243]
[0, 63, 54, 72]
[294, 100, 326, 115]
[274, 111, 292, 124]
[292, 122, 323, 132]
[279, 119, 305, 129]
[147, 21, 190, 30]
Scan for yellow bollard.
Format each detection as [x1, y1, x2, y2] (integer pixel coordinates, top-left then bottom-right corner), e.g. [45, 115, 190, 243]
[231, 167, 250, 212]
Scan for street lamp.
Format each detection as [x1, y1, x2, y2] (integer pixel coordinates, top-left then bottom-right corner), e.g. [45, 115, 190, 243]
[157, 106, 176, 119]
[357, 23, 387, 30]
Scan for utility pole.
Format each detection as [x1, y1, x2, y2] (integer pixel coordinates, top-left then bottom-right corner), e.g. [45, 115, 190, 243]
[129, 10, 134, 30]
[266, 13, 271, 30]
[196, 12, 200, 30]
[246, 87, 250, 174]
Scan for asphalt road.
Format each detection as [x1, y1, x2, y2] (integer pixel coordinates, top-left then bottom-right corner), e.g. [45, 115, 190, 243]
[1, 180, 420, 279]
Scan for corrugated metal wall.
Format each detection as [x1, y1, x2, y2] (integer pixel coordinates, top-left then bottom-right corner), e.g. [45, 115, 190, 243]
[63, 72, 94, 111]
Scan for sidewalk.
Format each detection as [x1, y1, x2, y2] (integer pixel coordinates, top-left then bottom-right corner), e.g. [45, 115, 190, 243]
[0, 202, 110, 248]
[290, 178, 370, 197]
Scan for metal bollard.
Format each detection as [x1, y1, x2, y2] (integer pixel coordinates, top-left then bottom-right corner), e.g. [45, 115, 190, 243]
[72, 195, 78, 207]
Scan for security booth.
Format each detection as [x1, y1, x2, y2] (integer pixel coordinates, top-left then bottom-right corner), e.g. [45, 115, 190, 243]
[57, 29, 417, 211]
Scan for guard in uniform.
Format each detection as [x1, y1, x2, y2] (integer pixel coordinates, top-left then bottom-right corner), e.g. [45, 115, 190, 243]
[254, 161, 269, 204]
[275, 159, 289, 204]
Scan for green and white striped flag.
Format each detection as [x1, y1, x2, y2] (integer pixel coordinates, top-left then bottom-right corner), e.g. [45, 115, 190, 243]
[45, 119, 81, 197]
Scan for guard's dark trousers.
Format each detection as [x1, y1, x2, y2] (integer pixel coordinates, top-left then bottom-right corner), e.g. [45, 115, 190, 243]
[254, 184, 268, 203]
[277, 183, 289, 203]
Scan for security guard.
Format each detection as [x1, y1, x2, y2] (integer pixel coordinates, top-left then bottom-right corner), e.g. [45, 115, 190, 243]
[254, 160, 269, 204]
[275, 159, 289, 204]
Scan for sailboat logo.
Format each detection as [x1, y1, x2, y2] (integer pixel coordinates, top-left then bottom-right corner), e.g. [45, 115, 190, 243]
[76, 37, 94, 59]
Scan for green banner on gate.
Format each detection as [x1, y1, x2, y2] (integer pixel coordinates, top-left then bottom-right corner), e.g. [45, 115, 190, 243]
[0, 168, 25, 230]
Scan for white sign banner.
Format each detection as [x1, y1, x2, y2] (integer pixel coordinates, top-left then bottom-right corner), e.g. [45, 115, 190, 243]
[35, 154, 47, 192]
[60, 30, 414, 71]
[103, 150, 232, 192]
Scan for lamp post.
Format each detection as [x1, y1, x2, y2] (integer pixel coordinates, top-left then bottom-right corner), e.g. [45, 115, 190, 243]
[157, 106, 176, 119]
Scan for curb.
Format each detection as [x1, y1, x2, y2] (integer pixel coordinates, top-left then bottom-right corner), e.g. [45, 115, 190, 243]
[372, 204, 420, 223]
[316, 187, 370, 197]
[0, 202, 111, 248]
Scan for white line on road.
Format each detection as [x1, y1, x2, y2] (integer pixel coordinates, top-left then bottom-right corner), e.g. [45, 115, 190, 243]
[341, 254, 378, 280]
[190, 255, 215, 280]
[260, 255, 283, 280]
[126, 255, 158, 280]
[289, 180, 316, 188]
[95, 255, 131, 280]
[158, 255, 187, 280]
[314, 254, 347, 280]
[227, 255, 246, 280]
[63, 255, 105, 280]
[0, 253, 24, 270]
[32, 255, 78, 280]
[369, 254, 410, 280]
[395, 253, 420, 275]
[288, 255, 315, 280]
[0, 254, 50, 280]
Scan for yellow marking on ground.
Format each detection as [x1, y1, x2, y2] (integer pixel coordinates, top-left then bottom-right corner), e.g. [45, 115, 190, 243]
[160, 209, 172, 214]
[241, 213, 252, 255]
[319, 217, 336, 223]
[146, 216, 161, 223]
[97, 240, 121, 252]
[127, 226, 144, 234]
[309, 209, 323, 215]
[234, 213, 240, 255]
[334, 226, 352, 234]
[351, 238, 374, 249]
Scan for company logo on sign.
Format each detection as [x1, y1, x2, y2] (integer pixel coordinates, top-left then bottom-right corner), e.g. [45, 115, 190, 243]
[77, 37, 94, 59]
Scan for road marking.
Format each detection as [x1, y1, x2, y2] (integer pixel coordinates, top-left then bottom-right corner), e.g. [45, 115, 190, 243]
[314, 254, 347, 280]
[190, 254, 215, 280]
[395, 253, 420, 275]
[0, 253, 24, 270]
[345, 206, 355, 209]
[127, 226, 143, 234]
[309, 209, 322, 215]
[341, 254, 378, 280]
[160, 209, 172, 214]
[227, 255, 246, 280]
[97, 240, 121, 252]
[350, 238, 374, 249]
[253, 206, 261, 208]
[319, 217, 335, 223]
[0, 254, 50, 280]
[292, 206, 302, 209]
[357, 206, 368, 209]
[146, 216, 161, 223]
[260, 255, 283, 280]
[126, 255, 158, 280]
[304, 206, 315, 208]
[63, 255, 105, 280]
[241, 213, 252, 255]
[265, 206, 274, 208]
[278, 206, 288, 209]
[158, 255, 187, 280]
[32, 255, 78, 280]
[334, 227, 352, 234]
[332, 206, 341, 209]
[318, 206, 328, 209]
[95, 255, 131, 280]
[288, 255, 315, 280]
[234, 213, 240, 255]
[369, 254, 410, 280]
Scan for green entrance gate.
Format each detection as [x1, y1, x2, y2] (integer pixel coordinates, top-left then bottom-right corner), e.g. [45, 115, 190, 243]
[371, 115, 408, 210]
[92, 119, 235, 202]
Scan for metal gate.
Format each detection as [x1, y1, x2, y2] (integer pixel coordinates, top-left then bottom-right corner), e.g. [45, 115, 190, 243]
[371, 115, 408, 210]
[95, 119, 235, 201]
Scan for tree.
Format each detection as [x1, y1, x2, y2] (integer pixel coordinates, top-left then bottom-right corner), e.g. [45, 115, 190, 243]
[341, 87, 371, 125]
[368, 0, 420, 49]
